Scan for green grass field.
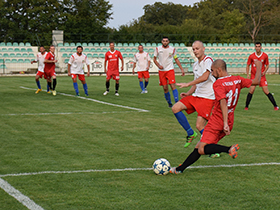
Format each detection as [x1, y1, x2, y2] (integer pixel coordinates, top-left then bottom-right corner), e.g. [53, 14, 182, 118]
[0, 74, 280, 209]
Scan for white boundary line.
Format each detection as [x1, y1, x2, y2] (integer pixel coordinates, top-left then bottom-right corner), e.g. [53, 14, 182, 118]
[0, 111, 140, 116]
[20, 86, 150, 113]
[0, 178, 44, 210]
[1, 162, 279, 178]
[269, 84, 280, 86]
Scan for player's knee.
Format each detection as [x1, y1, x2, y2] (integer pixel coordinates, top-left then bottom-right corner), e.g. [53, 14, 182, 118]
[172, 103, 181, 113]
[198, 146, 205, 155]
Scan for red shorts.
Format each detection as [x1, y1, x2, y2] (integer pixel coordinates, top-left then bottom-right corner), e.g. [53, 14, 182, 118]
[137, 71, 150, 79]
[36, 71, 44, 78]
[180, 96, 214, 120]
[251, 74, 267, 87]
[71, 74, 85, 81]
[200, 115, 234, 144]
[158, 70, 176, 86]
[44, 70, 56, 79]
[106, 70, 120, 80]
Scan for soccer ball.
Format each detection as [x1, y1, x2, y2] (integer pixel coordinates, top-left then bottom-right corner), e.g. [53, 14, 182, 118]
[152, 158, 170, 175]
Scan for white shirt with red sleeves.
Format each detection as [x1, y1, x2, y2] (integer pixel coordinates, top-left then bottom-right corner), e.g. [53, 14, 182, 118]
[154, 45, 177, 71]
[133, 51, 151, 72]
[192, 55, 216, 100]
[36, 52, 47, 72]
[68, 53, 90, 74]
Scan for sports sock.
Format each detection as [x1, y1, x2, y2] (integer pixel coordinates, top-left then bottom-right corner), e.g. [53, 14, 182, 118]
[83, 83, 88, 95]
[266, 93, 278, 107]
[245, 93, 253, 108]
[36, 80, 41, 89]
[106, 81, 110, 91]
[172, 89, 179, 103]
[174, 112, 194, 136]
[164, 92, 172, 105]
[204, 144, 230, 155]
[199, 129, 204, 134]
[115, 83, 119, 93]
[73, 82, 79, 95]
[47, 84, 50, 92]
[53, 79, 57, 90]
[176, 148, 201, 172]
[144, 81, 149, 88]
[48, 82, 52, 90]
[139, 81, 144, 91]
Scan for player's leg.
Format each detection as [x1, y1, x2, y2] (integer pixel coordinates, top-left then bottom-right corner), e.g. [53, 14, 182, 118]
[115, 80, 120, 96]
[138, 77, 145, 93]
[167, 70, 179, 103]
[262, 86, 279, 110]
[52, 75, 57, 96]
[103, 73, 110, 95]
[170, 83, 179, 103]
[245, 86, 256, 109]
[35, 74, 42, 94]
[163, 85, 172, 107]
[79, 74, 88, 96]
[172, 101, 196, 147]
[72, 75, 79, 96]
[144, 77, 149, 93]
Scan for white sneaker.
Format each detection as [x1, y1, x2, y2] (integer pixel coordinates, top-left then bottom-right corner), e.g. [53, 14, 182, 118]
[141, 90, 145, 94]
[115, 92, 119, 96]
[144, 88, 148, 93]
[103, 91, 109, 96]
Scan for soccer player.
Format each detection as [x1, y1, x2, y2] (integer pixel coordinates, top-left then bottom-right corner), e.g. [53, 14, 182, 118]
[169, 59, 262, 174]
[68, 46, 90, 96]
[132, 45, 151, 94]
[245, 42, 278, 110]
[31, 46, 50, 94]
[153, 37, 185, 107]
[103, 42, 124, 96]
[172, 41, 215, 148]
[44, 45, 58, 96]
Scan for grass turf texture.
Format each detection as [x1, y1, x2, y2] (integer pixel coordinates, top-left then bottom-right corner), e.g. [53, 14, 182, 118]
[0, 74, 279, 209]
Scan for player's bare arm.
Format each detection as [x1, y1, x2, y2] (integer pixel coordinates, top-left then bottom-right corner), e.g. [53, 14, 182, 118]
[174, 58, 185, 76]
[132, 62, 136, 74]
[67, 63, 71, 76]
[180, 85, 196, 98]
[251, 60, 262, 86]
[153, 57, 163, 69]
[31, 60, 37, 64]
[177, 70, 210, 88]
[246, 64, 250, 79]
[44, 59, 57, 63]
[146, 60, 151, 71]
[120, 57, 124, 71]
[104, 60, 107, 73]
[220, 98, 230, 135]
[262, 64, 269, 76]
[87, 65, 90, 77]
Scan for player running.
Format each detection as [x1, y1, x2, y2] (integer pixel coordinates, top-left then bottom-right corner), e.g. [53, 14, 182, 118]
[31, 46, 50, 94]
[44, 45, 58, 96]
[68, 46, 90, 96]
[103, 42, 124, 96]
[169, 59, 262, 174]
[153, 37, 185, 107]
[132, 45, 151, 94]
[172, 41, 215, 148]
[245, 42, 278, 110]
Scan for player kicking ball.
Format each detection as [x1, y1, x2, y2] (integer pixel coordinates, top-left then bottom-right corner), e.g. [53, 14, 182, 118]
[170, 59, 262, 174]
[68, 46, 90, 96]
[132, 45, 151, 94]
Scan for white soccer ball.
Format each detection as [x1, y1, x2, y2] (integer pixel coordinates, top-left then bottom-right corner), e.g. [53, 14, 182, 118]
[152, 158, 170, 175]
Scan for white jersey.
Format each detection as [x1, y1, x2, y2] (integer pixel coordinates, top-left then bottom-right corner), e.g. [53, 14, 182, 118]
[192, 56, 216, 100]
[133, 51, 151, 72]
[154, 45, 177, 71]
[36, 52, 47, 72]
[68, 53, 90, 74]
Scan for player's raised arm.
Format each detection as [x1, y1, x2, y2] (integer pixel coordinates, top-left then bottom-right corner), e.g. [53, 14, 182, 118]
[251, 60, 262, 86]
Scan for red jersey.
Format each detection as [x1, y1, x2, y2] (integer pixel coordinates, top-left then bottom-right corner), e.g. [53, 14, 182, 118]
[105, 50, 123, 72]
[247, 52, 269, 75]
[209, 75, 252, 129]
[44, 52, 56, 72]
